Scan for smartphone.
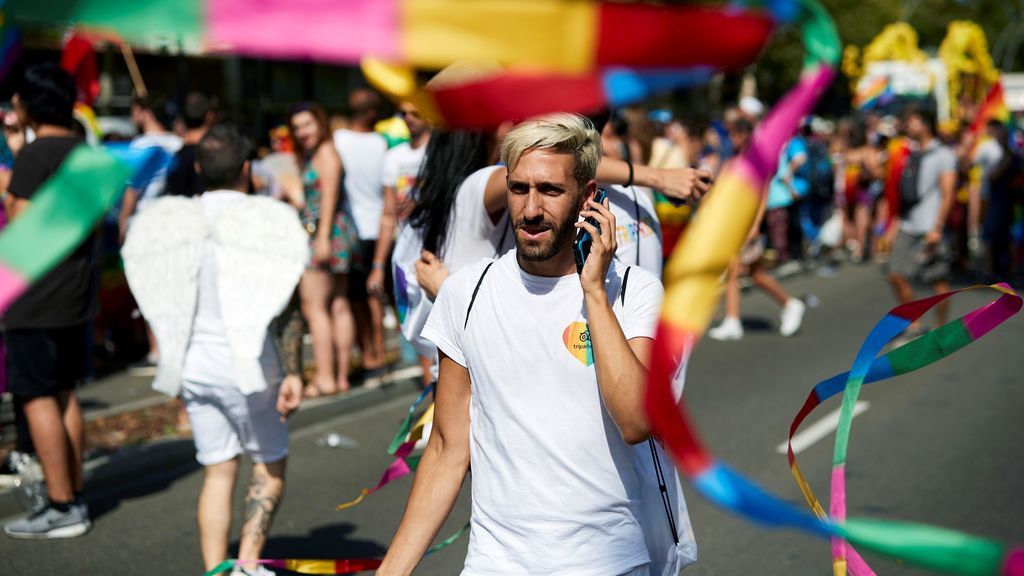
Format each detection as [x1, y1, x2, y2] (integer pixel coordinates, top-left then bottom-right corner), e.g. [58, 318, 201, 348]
[665, 164, 712, 207]
[573, 188, 608, 275]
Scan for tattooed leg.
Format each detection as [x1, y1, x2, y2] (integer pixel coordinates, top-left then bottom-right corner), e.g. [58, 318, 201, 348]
[238, 459, 286, 563]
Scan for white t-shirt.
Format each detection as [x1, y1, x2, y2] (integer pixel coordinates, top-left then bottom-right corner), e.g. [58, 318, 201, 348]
[182, 191, 283, 388]
[381, 141, 427, 209]
[130, 132, 183, 213]
[972, 137, 1004, 201]
[422, 251, 661, 575]
[605, 184, 663, 277]
[392, 165, 513, 377]
[333, 129, 388, 240]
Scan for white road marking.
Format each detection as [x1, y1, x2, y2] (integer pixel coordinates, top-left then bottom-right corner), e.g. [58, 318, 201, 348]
[776, 401, 870, 455]
[387, 365, 425, 381]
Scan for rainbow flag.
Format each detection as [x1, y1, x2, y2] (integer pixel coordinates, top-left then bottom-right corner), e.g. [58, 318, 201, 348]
[969, 81, 1011, 136]
[854, 75, 891, 110]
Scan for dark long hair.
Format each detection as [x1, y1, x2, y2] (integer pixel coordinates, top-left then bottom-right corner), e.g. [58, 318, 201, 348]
[288, 102, 331, 165]
[408, 130, 492, 257]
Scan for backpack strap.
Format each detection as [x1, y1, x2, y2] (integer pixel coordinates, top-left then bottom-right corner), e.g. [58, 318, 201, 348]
[464, 261, 496, 329]
[621, 265, 679, 545]
[620, 265, 632, 307]
[649, 437, 680, 544]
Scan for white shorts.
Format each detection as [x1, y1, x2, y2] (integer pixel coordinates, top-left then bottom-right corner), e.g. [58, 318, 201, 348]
[182, 380, 289, 466]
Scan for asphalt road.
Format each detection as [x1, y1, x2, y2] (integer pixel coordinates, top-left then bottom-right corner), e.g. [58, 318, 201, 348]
[2, 263, 1022, 575]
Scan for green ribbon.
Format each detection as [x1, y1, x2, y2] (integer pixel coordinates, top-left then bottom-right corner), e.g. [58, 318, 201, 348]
[0, 146, 129, 279]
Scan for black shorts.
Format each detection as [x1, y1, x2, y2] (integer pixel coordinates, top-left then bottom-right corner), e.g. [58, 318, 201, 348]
[348, 239, 393, 302]
[7, 325, 88, 399]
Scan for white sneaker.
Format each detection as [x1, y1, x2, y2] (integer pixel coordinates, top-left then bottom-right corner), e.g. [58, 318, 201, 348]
[231, 564, 276, 576]
[779, 299, 806, 337]
[708, 317, 744, 341]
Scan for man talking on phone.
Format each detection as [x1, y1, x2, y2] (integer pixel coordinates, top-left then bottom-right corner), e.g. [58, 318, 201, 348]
[377, 114, 673, 575]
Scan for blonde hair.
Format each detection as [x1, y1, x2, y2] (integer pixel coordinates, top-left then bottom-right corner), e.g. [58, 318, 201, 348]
[500, 113, 602, 188]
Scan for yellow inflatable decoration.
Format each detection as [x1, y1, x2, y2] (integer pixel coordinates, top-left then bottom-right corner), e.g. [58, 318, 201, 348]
[843, 22, 928, 92]
[938, 20, 1000, 128]
[862, 22, 928, 66]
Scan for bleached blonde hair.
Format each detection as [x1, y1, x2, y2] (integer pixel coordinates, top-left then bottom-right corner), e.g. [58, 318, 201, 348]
[500, 113, 602, 188]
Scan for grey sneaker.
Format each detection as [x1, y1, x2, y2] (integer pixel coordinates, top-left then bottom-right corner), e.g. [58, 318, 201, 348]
[3, 503, 91, 539]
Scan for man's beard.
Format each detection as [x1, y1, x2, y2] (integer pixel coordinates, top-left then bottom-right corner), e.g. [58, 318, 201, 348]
[514, 210, 578, 262]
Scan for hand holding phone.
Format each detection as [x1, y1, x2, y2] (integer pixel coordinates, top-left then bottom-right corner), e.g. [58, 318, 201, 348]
[573, 188, 608, 275]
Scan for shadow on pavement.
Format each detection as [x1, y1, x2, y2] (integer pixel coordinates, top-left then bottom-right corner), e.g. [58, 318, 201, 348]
[740, 316, 775, 332]
[77, 398, 111, 412]
[253, 522, 387, 563]
[85, 444, 201, 522]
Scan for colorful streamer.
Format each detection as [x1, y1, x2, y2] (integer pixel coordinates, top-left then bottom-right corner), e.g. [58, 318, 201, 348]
[336, 384, 434, 510]
[203, 558, 382, 576]
[786, 284, 1023, 575]
[829, 284, 1020, 576]
[0, 145, 167, 311]
[10, 0, 772, 71]
[643, 0, 1023, 574]
[200, 526, 470, 575]
[11, 0, 776, 128]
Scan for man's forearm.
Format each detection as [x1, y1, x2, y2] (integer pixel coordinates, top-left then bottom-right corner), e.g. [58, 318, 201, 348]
[273, 297, 304, 377]
[373, 188, 398, 266]
[584, 291, 650, 444]
[377, 437, 469, 575]
[935, 176, 956, 233]
[119, 189, 139, 233]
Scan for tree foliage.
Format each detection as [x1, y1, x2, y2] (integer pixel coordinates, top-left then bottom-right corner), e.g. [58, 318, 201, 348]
[751, 0, 1024, 106]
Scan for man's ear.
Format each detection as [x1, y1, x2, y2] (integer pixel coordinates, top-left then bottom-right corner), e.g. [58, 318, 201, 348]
[580, 180, 598, 210]
[193, 160, 202, 176]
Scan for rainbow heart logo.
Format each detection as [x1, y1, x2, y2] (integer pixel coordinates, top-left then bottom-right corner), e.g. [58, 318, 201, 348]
[562, 321, 594, 366]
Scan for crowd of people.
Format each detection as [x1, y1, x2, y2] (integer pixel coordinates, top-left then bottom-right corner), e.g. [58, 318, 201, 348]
[0, 59, 1022, 575]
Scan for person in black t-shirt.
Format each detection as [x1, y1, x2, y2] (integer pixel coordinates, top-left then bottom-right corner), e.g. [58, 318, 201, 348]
[3, 63, 92, 540]
[164, 92, 216, 198]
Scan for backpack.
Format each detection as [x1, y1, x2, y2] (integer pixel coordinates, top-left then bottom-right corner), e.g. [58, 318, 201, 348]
[806, 141, 835, 201]
[899, 147, 936, 217]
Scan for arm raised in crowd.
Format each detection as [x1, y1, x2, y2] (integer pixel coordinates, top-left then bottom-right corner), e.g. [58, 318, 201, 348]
[597, 156, 713, 203]
[481, 157, 713, 222]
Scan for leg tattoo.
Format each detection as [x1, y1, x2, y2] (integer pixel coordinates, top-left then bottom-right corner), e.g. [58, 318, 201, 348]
[242, 470, 281, 545]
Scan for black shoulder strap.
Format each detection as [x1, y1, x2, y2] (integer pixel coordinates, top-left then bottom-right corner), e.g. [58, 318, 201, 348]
[623, 264, 678, 545]
[464, 261, 495, 329]
[495, 219, 510, 257]
[620, 266, 632, 306]
[649, 438, 680, 544]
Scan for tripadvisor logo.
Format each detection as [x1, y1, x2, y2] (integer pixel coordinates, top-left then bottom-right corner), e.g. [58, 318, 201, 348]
[562, 321, 594, 366]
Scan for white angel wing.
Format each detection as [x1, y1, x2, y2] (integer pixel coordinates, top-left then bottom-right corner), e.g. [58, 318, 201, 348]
[212, 196, 309, 394]
[122, 196, 207, 397]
